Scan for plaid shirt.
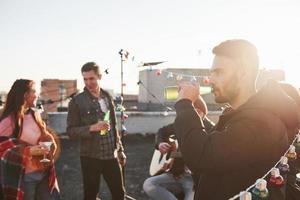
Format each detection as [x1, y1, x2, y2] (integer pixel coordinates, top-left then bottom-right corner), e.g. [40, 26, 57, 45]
[67, 88, 124, 160]
[0, 137, 59, 200]
[95, 95, 116, 159]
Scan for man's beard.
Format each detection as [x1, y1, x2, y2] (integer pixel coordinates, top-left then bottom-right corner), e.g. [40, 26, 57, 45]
[213, 74, 239, 104]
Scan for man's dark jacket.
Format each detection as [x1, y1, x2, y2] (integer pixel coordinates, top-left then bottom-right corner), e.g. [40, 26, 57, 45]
[67, 88, 124, 158]
[174, 81, 300, 200]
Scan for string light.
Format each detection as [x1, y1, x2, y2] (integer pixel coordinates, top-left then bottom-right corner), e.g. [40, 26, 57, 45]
[122, 113, 129, 120]
[136, 80, 173, 112]
[239, 191, 252, 200]
[268, 168, 284, 187]
[176, 75, 183, 81]
[190, 76, 197, 82]
[203, 76, 210, 84]
[161, 69, 209, 81]
[119, 49, 130, 60]
[116, 104, 126, 112]
[156, 69, 162, 76]
[121, 124, 127, 132]
[286, 145, 297, 160]
[228, 133, 300, 200]
[167, 72, 174, 79]
[152, 69, 211, 85]
[278, 156, 289, 175]
[251, 179, 269, 199]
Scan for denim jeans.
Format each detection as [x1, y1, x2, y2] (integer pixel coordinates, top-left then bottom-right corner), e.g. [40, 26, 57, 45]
[143, 172, 194, 200]
[23, 171, 56, 200]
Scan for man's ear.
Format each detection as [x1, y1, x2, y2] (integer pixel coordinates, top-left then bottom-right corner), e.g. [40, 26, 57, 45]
[238, 56, 251, 80]
[239, 67, 248, 81]
[98, 74, 102, 80]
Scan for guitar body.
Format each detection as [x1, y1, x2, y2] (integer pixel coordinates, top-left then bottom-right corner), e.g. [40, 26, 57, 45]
[149, 136, 179, 176]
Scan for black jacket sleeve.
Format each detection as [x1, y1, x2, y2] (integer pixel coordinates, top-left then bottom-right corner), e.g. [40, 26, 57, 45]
[174, 99, 285, 174]
[155, 123, 174, 149]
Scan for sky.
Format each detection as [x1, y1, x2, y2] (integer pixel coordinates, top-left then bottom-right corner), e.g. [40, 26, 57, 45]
[1, 0, 300, 94]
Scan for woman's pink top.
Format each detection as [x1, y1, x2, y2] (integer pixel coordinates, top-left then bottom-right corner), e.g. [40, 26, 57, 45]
[0, 114, 42, 173]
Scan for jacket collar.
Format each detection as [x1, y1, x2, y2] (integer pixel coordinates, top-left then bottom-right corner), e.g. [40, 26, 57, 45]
[83, 87, 107, 100]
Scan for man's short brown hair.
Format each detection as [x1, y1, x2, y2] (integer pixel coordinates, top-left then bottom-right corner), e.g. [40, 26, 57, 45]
[81, 62, 101, 75]
[212, 39, 259, 80]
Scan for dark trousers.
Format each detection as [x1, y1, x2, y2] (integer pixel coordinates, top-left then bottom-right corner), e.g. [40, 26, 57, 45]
[80, 156, 125, 200]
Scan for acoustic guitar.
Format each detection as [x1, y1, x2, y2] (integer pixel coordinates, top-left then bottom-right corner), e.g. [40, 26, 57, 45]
[149, 137, 181, 176]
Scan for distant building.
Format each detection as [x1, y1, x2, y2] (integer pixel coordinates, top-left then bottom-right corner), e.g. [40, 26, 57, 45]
[114, 94, 139, 111]
[40, 79, 77, 112]
[138, 68, 285, 111]
[0, 91, 7, 106]
[0, 91, 7, 115]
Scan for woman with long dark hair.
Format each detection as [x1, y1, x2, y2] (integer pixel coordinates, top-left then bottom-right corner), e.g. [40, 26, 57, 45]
[0, 79, 60, 200]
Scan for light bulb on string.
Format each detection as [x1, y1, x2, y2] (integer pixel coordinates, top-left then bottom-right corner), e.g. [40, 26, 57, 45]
[122, 114, 129, 120]
[156, 69, 162, 76]
[239, 191, 252, 200]
[278, 156, 290, 175]
[190, 76, 197, 82]
[124, 51, 129, 59]
[176, 75, 183, 81]
[286, 145, 297, 160]
[203, 76, 210, 85]
[251, 179, 269, 199]
[116, 104, 126, 112]
[167, 72, 174, 79]
[121, 124, 128, 135]
[268, 168, 284, 187]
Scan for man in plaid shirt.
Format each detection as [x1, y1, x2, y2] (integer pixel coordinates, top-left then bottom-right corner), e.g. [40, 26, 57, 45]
[67, 62, 126, 200]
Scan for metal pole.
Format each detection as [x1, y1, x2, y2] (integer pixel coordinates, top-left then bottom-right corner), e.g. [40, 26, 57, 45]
[119, 49, 125, 136]
[118, 49, 136, 200]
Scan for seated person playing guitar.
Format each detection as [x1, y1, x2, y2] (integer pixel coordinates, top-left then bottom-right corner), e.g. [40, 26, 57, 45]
[143, 97, 212, 200]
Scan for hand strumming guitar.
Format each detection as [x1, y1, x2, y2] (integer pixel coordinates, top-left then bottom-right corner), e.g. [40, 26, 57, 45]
[162, 158, 174, 171]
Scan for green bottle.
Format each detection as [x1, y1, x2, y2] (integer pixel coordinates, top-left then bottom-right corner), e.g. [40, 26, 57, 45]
[100, 111, 110, 135]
